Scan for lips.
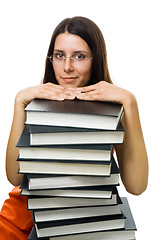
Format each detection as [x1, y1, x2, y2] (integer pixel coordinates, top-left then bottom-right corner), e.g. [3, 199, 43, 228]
[62, 77, 78, 83]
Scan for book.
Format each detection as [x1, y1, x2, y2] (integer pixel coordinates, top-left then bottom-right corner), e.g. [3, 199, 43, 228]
[27, 189, 121, 210]
[18, 158, 112, 176]
[25, 99, 123, 130]
[29, 225, 135, 240]
[20, 156, 119, 190]
[26, 122, 124, 145]
[17, 139, 113, 161]
[21, 185, 116, 199]
[17, 146, 112, 161]
[32, 204, 122, 223]
[28, 197, 136, 240]
[35, 213, 126, 238]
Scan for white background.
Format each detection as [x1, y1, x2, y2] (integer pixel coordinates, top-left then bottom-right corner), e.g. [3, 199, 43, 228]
[0, 0, 159, 239]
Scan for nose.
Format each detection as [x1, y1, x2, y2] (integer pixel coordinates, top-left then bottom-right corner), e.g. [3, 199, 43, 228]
[63, 57, 74, 72]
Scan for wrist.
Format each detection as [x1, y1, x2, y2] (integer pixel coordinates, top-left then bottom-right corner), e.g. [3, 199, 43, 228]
[121, 91, 137, 112]
[15, 90, 30, 109]
[13, 93, 26, 124]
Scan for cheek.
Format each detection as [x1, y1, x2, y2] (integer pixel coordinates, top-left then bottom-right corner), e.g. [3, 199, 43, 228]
[82, 66, 92, 84]
[79, 63, 92, 77]
[52, 63, 60, 77]
[77, 66, 92, 87]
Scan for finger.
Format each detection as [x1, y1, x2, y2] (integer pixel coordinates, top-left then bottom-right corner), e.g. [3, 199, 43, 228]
[43, 82, 64, 89]
[76, 84, 97, 93]
[76, 88, 99, 97]
[39, 89, 76, 101]
[64, 88, 81, 95]
[64, 95, 76, 100]
[76, 94, 98, 101]
[34, 86, 66, 101]
[76, 90, 100, 101]
[43, 83, 65, 93]
[38, 85, 66, 99]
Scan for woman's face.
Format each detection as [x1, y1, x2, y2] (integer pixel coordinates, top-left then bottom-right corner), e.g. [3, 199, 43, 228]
[52, 32, 93, 88]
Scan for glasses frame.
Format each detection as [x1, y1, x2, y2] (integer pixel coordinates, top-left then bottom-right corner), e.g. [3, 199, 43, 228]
[47, 54, 92, 64]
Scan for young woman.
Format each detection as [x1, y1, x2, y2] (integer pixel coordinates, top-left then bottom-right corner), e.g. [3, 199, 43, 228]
[0, 16, 148, 239]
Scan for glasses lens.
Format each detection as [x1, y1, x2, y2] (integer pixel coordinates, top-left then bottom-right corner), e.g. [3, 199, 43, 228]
[48, 53, 92, 64]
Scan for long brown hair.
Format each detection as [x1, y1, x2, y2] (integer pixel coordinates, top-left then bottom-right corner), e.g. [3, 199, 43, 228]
[43, 16, 112, 85]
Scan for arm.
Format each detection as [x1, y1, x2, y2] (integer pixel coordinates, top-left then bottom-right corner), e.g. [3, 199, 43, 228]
[6, 83, 73, 186]
[75, 81, 148, 195]
[115, 96, 148, 195]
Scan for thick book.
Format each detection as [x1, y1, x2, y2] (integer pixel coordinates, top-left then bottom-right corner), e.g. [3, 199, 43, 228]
[29, 226, 136, 240]
[20, 185, 116, 199]
[34, 213, 125, 238]
[28, 198, 136, 240]
[17, 139, 113, 161]
[27, 189, 121, 210]
[18, 158, 112, 176]
[32, 204, 122, 223]
[25, 99, 123, 130]
[21, 157, 120, 190]
[17, 146, 112, 161]
[26, 122, 124, 145]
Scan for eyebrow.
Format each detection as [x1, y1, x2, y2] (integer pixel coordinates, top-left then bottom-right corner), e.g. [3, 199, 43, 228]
[53, 49, 89, 55]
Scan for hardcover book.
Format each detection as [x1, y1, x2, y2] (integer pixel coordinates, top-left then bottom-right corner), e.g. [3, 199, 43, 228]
[35, 213, 126, 238]
[17, 140, 113, 161]
[32, 204, 122, 223]
[18, 158, 112, 176]
[26, 122, 124, 145]
[21, 185, 116, 199]
[27, 189, 121, 210]
[25, 99, 123, 130]
[28, 197, 136, 240]
[20, 156, 119, 190]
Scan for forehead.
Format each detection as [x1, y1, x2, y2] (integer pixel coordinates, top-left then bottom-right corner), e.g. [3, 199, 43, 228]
[54, 33, 92, 54]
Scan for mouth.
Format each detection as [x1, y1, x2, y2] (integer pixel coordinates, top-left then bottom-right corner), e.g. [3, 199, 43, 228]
[62, 77, 78, 83]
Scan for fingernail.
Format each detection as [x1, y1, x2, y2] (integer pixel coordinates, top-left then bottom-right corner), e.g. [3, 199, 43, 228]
[67, 95, 75, 99]
[58, 98, 65, 101]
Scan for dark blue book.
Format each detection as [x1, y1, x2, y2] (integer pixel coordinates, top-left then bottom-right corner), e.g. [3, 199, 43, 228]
[17, 127, 113, 162]
[25, 122, 124, 145]
[19, 156, 119, 190]
[28, 197, 136, 240]
[25, 99, 123, 130]
[27, 188, 121, 211]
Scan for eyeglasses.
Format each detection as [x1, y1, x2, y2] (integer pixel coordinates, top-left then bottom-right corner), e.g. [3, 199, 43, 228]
[47, 52, 92, 65]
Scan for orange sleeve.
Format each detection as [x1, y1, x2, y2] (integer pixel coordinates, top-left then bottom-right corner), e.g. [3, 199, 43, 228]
[113, 145, 115, 155]
[0, 186, 33, 240]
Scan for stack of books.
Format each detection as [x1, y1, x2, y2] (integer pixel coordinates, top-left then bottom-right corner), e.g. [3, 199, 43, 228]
[17, 99, 137, 240]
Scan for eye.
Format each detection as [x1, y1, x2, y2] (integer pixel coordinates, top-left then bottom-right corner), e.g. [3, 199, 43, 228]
[74, 54, 86, 60]
[54, 53, 64, 60]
